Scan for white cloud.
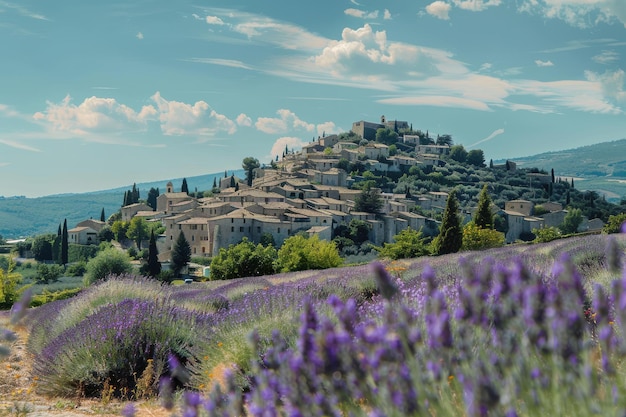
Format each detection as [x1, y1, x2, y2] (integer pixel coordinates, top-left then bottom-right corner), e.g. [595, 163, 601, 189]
[316, 121, 339, 137]
[236, 113, 252, 127]
[32, 93, 238, 139]
[519, 0, 626, 28]
[269, 136, 307, 160]
[535, 59, 554, 67]
[593, 50, 619, 64]
[585, 69, 626, 104]
[191, 13, 203, 21]
[344, 8, 379, 19]
[0, 1, 48, 20]
[206, 15, 225, 25]
[136, 32, 144, 40]
[255, 109, 315, 134]
[33, 95, 157, 135]
[384, 9, 392, 19]
[230, 14, 328, 50]
[151, 92, 236, 136]
[426, 1, 452, 20]
[479, 63, 493, 71]
[452, 0, 501, 11]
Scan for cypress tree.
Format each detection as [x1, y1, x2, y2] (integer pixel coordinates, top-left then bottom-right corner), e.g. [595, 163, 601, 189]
[57, 223, 62, 236]
[551, 168, 555, 183]
[61, 218, 68, 265]
[147, 229, 161, 278]
[171, 232, 191, 277]
[181, 178, 189, 194]
[212, 177, 217, 189]
[474, 184, 493, 229]
[131, 183, 139, 204]
[100, 208, 106, 222]
[432, 189, 463, 256]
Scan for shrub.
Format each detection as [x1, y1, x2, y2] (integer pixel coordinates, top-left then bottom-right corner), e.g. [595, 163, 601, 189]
[533, 226, 562, 243]
[83, 247, 133, 285]
[375, 228, 430, 260]
[275, 235, 342, 272]
[461, 223, 505, 251]
[603, 213, 626, 234]
[66, 261, 86, 277]
[210, 238, 277, 280]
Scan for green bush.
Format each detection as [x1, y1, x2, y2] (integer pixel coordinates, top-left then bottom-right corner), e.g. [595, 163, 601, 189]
[375, 228, 430, 260]
[83, 248, 133, 285]
[533, 226, 562, 243]
[210, 238, 277, 280]
[275, 235, 342, 272]
[461, 223, 505, 251]
[30, 288, 83, 307]
[68, 244, 99, 263]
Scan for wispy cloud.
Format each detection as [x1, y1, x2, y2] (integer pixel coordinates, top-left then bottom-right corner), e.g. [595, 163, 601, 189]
[344, 8, 379, 19]
[255, 109, 314, 134]
[467, 128, 505, 148]
[378, 95, 491, 111]
[452, 0, 501, 12]
[519, 0, 626, 28]
[0, 1, 48, 20]
[0, 139, 41, 152]
[136, 32, 144, 40]
[593, 50, 619, 65]
[535, 59, 554, 67]
[184, 57, 254, 70]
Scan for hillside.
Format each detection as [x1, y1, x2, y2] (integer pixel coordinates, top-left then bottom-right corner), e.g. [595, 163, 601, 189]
[510, 138, 626, 199]
[0, 170, 244, 239]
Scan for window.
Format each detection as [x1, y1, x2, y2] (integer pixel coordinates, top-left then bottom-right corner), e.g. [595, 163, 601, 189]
[231, 227, 234, 232]
[231, 218, 234, 223]
[192, 236, 195, 241]
[240, 227, 244, 232]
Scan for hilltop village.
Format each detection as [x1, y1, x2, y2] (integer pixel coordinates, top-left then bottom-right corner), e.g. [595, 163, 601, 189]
[67, 115, 606, 262]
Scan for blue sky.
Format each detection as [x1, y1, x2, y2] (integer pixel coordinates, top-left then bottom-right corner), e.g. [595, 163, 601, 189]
[1, 0, 625, 197]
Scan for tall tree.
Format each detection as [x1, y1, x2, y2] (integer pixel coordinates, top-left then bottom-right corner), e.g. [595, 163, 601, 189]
[147, 230, 161, 278]
[131, 183, 139, 204]
[432, 190, 463, 256]
[212, 177, 217, 189]
[100, 208, 106, 222]
[61, 219, 68, 265]
[181, 178, 189, 194]
[242, 157, 260, 186]
[127, 217, 149, 250]
[146, 187, 159, 210]
[171, 232, 191, 277]
[473, 185, 494, 229]
[449, 145, 468, 163]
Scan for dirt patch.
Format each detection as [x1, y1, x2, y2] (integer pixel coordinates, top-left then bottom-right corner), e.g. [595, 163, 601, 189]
[0, 315, 170, 417]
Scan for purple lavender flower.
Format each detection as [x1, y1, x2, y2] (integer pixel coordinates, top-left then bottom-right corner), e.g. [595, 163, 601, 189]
[121, 403, 136, 417]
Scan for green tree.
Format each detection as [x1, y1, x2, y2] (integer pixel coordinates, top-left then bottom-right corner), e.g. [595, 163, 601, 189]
[36, 263, 63, 284]
[210, 238, 277, 280]
[181, 178, 189, 194]
[147, 230, 161, 278]
[375, 228, 430, 260]
[348, 219, 371, 245]
[355, 186, 383, 214]
[432, 190, 463, 256]
[388, 144, 398, 156]
[560, 208, 583, 234]
[111, 220, 129, 242]
[31, 234, 56, 262]
[146, 187, 160, 210]
[275, 234, 342, 273]
[100, 208, 106, 222]
[603, 213, 626, 234]
[61, 218, 69, 265]
[98, 226, 115, 242]
[436, 134, 453, 146]
[473, 185, 494, 229]
[461, 223, 505, 251]
[375, 128, 398, 145]
[0, 258, 21, 305]
[242, 157, 261, 187]
[467, 149, 486, 167]
[171, 232, 191, 277]
[449, 145, 468, 163]
[83, 247, 133, 285]
[127, 217, 149, 250]
[259, 232, 276, 247]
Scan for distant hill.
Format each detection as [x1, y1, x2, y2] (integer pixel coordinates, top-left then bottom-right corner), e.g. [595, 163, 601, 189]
[0, 170, 244, 239]
[509, 138, 626, 201]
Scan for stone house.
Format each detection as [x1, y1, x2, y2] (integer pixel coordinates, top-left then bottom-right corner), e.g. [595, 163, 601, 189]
[68, 226, 98, 245]
[121, 203, 153, 222]
[76, 219, 106, 233]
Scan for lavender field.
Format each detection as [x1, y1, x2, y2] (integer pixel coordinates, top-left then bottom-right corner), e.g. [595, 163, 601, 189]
[23, 233, 626, 416]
